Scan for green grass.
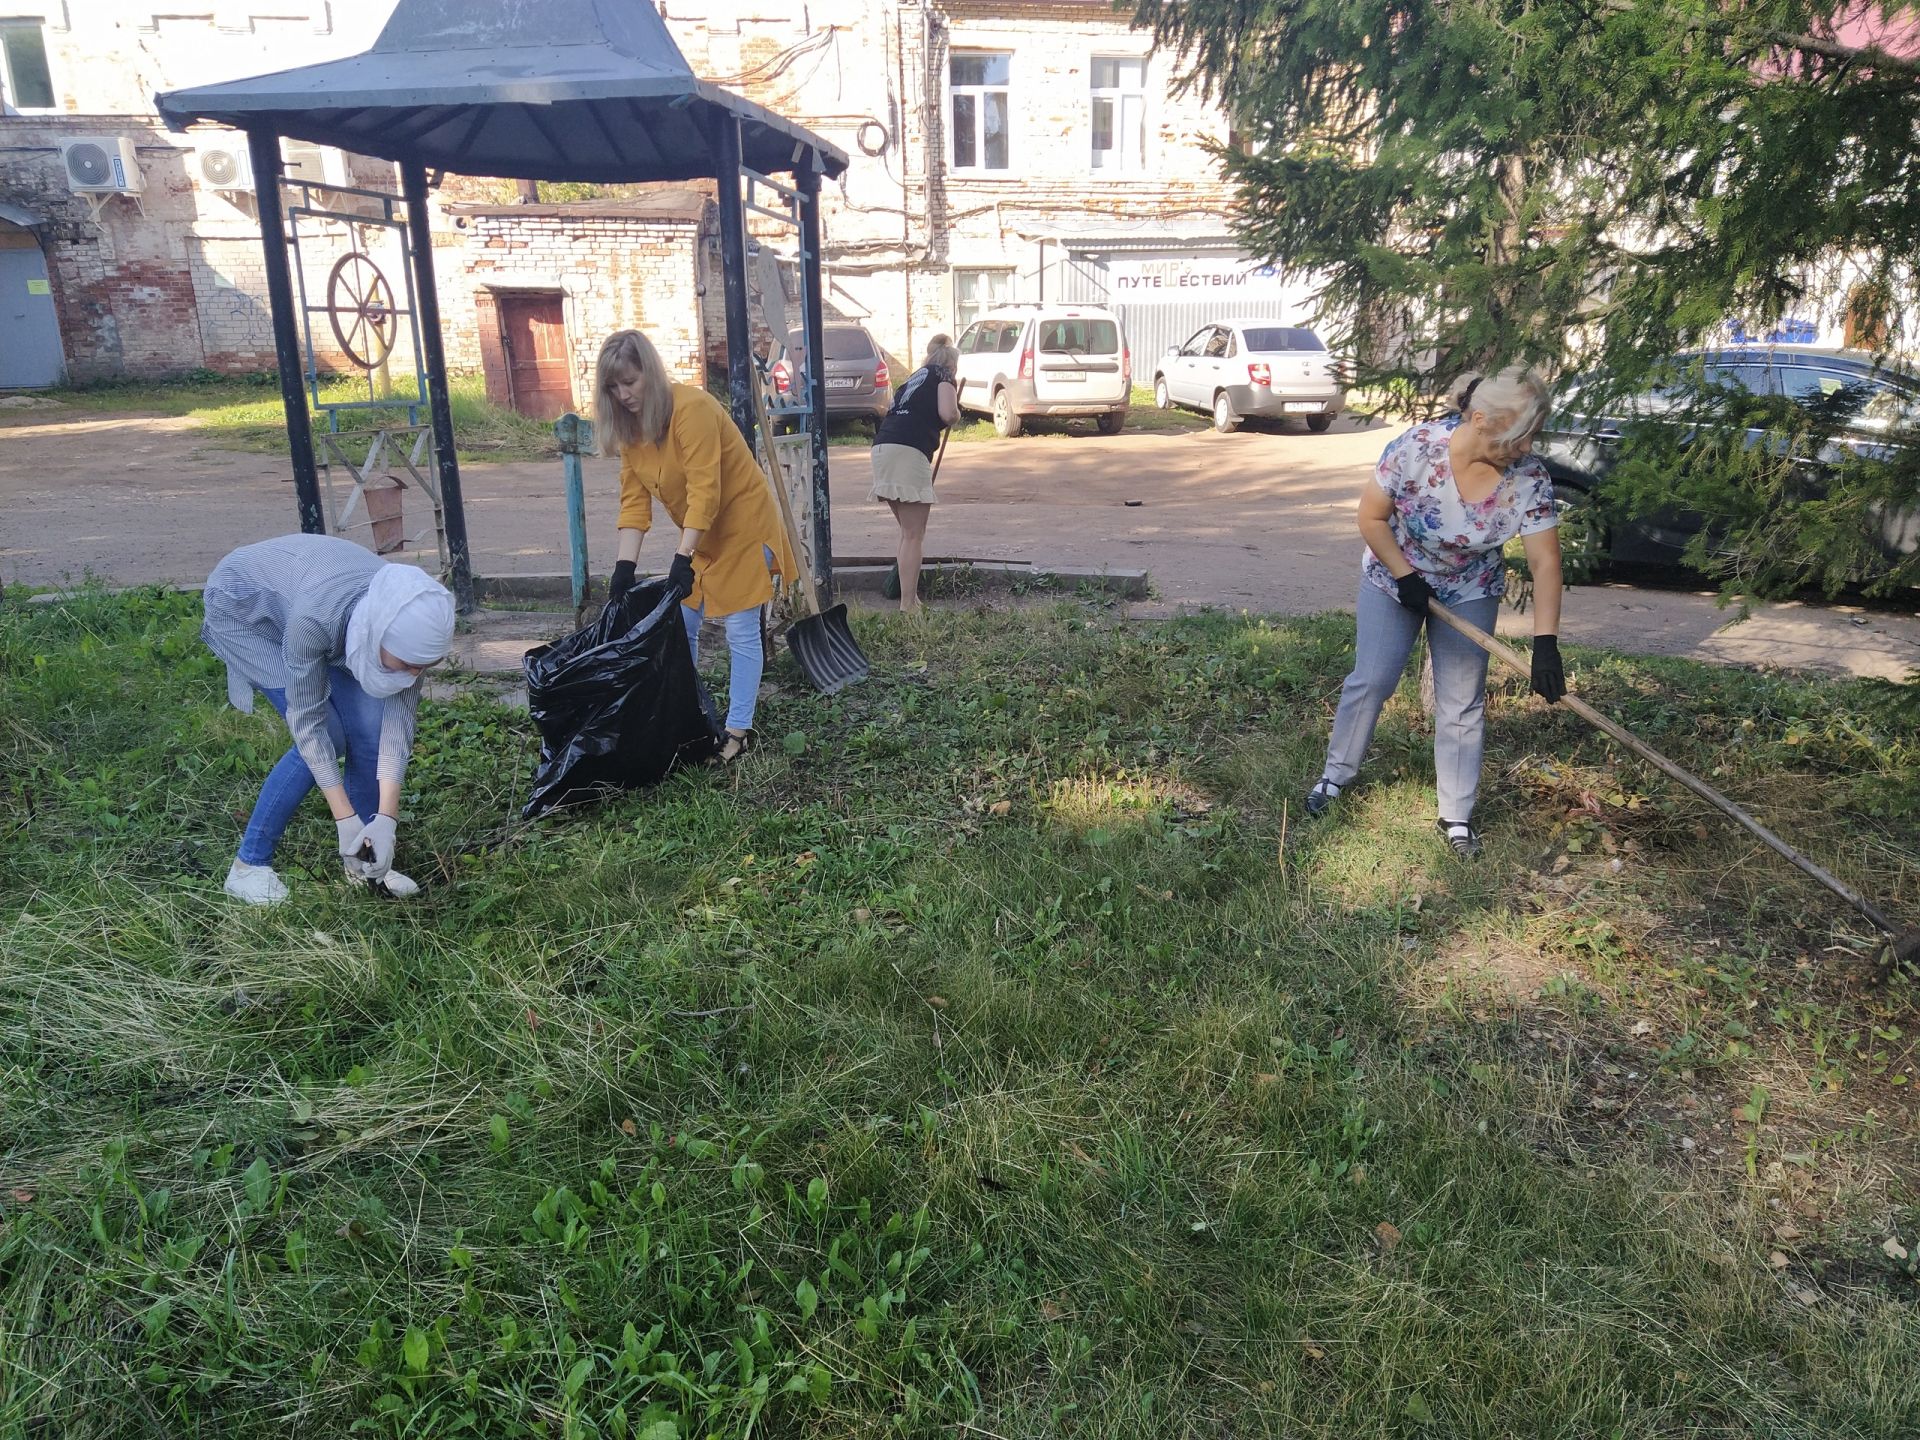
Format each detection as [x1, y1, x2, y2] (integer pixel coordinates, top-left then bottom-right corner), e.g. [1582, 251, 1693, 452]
[10, 372, 562, 466]
[4, 590, 1920, 1437]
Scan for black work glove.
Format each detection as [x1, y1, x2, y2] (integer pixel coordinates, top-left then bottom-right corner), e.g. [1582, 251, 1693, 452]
[1393, 571, 1433, 616]
[1531, 635, 1566, 703]
[609, 559, 636, 600]
[667, 552, 696, 598]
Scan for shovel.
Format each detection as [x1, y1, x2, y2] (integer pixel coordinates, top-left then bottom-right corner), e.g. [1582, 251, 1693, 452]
[1429, 599, 1920, 966]
[884, 426, 951, 602]
[749, 375, 870, 695]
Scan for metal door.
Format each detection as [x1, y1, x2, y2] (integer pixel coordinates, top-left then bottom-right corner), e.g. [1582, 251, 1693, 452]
[500, 292, 573, 419]
[0, 243, 64, 388]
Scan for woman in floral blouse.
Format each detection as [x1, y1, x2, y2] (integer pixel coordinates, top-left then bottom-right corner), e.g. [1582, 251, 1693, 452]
[1305, 367, 1566, 856]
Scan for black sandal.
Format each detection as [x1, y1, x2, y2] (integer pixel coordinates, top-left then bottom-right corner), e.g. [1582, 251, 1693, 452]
[1435, 819, 1483, 858]
[718, 728, 754, 763]
[1305, 778, 1342, 818]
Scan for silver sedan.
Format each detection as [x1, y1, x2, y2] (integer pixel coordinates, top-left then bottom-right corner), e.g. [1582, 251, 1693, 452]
[1153, 320, 1347, 433]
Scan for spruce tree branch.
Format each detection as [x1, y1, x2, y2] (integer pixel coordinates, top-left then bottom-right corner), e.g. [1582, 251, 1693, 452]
[1598, 0, 1920, 78]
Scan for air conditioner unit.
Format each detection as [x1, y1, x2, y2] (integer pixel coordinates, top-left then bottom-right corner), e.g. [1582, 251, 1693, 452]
[193, 136, 253, 191]
[60, 137, 144, 195]
[281, 139, 347, 189]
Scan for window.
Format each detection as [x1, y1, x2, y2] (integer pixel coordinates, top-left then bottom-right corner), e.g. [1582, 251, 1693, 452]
[791, 327, 876, 361]
[1039, 319, 1120, 355]
[1202, 327, 1231, 359]
[995, 321, 1023, 354]
[1702, 362, 1766, 393]
[0, 22, 54, 111]
[953, 267, 1012, 331]
[1242, 326, 1326, 353]
[1179, 327, 1212, 356]
[950, 52, 1010, 172]
[1861, 385, 1918, 431]
[1090, 56, 1146, 173]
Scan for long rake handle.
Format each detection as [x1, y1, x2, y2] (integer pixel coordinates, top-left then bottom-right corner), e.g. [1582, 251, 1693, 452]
[747, 373, 827, 618]
[1428, 599, 1901, 938]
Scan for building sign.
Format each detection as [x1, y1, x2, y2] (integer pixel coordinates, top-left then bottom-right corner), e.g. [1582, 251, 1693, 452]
[1105, 254, 1292, 302]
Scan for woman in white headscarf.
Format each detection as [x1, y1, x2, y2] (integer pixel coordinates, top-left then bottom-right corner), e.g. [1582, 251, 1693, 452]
[201, 534, 457, 905]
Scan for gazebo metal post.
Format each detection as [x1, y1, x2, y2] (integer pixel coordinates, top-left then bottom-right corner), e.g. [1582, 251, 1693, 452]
[246, 126, 324, 535]
[400, 160, 475, 613]
[710, 111, 756, 447]
[796, 163, 833, 595]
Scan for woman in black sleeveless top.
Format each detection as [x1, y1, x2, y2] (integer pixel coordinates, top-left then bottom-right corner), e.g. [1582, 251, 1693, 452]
[869, 334, 961, 613]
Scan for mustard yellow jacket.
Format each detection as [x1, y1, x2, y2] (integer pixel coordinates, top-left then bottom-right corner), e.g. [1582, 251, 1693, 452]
[617, 384, 796, 616]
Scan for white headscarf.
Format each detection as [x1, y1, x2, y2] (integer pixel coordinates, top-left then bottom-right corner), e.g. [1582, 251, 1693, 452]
[345, 563, 455, 698]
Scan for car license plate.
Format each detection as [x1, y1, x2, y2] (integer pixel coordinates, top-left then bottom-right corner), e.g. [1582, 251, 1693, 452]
[1049, 373, 1086, 383]
[827, 377, 857, 390]
[1283, 401, 1321, 413]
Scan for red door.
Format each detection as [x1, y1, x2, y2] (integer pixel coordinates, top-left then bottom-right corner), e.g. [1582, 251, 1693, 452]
[500, 292, 573, 419]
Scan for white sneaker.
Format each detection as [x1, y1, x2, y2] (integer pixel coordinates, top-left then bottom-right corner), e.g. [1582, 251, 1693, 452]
[224, 859, 289, 906]
[379, 870, 420, 899]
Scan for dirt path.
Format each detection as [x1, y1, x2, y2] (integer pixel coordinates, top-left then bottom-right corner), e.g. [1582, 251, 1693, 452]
[4, 405, 1916, 679]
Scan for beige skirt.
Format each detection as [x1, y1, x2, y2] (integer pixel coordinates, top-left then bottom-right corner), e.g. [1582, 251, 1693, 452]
[868, 443, 937, 505]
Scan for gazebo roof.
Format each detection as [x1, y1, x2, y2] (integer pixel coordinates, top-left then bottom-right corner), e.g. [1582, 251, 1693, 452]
[155, 0, 848, 184]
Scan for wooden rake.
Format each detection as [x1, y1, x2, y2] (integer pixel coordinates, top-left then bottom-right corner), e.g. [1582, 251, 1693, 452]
[1430, 599, 1920, 967]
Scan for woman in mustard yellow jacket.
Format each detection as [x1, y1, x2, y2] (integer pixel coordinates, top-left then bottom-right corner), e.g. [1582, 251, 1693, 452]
[594, 329, 796, 762]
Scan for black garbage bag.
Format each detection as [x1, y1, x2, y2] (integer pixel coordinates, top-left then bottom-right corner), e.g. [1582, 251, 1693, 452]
[521, 579, 720, 818]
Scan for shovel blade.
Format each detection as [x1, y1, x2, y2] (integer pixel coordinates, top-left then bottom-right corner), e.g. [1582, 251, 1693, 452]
[785, 603, 869, 695]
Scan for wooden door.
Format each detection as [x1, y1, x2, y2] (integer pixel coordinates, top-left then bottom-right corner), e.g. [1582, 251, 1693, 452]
[500, 292, 572, 420]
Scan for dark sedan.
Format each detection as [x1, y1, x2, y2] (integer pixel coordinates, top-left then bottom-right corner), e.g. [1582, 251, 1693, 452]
[1535, 344, 1919, 572]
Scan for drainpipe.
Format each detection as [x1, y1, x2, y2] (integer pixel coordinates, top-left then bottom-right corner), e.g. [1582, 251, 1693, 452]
[896, 2, 912, 359]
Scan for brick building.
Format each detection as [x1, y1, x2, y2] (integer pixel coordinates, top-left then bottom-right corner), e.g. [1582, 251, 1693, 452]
[663, 0, 1306, 367]
[2, 0, 1295, 396]
[446, 195, 713, 417]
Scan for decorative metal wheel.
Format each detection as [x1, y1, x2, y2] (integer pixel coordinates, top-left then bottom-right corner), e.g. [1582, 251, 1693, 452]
[325, 252, 398, 370]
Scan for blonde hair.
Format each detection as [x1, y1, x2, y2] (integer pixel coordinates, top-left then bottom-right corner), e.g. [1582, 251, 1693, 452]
[924, 333, 959, 381]
[1447, 365, 1550, 446]
[594, 329, 675, 455]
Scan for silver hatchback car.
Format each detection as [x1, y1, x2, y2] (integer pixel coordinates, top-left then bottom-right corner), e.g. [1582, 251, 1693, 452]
[1154, 320, 1347, 433]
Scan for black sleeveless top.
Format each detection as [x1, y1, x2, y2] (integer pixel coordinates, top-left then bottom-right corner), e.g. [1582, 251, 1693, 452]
[873, 366, 950, 460]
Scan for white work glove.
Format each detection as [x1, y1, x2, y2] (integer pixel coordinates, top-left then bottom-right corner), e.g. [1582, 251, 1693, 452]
[351, 814, 399, 880]
[337, 816, 375, 880]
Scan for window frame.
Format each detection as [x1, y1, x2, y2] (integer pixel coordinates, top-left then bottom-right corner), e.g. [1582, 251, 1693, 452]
[948, 49, 1013, 175]
[1088, 53, 1147, 175]
[952, 266, 1014, 332]
[0, 19, 57, 113]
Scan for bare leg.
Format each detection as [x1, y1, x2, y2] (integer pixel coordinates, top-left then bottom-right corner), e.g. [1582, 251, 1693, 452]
[888, 499, 932, 612]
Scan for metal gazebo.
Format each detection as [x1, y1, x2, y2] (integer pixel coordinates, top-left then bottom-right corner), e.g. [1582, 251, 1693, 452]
[156, 0, 850, 611]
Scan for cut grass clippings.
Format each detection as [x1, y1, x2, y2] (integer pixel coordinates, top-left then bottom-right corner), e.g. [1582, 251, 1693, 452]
[3, 589, 1919, 1437]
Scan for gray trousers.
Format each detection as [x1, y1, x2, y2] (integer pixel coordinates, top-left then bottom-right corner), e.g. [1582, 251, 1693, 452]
[1322, 581, 1501, 822]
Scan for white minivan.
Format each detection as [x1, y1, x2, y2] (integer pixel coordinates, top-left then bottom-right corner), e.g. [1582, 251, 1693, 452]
[954, 304, 1131, 437]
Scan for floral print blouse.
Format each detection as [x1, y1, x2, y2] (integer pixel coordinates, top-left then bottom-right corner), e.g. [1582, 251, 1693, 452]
[1361, 418, 1558, 606]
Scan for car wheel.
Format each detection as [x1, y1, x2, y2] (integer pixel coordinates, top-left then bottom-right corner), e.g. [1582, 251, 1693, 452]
[1098, 409, 1126, 436]
[1212, 391, 1239, 434]
[1307, 413, 1334, 433]
[1553, 483, 1611, 583]
[1154, 377, 1172, 410]
[992, 388, 1023, 438]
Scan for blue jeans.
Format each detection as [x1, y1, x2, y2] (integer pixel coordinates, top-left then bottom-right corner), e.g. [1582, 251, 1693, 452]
[681, 604, 764, 732]
[238, 665, 381, 865]
[1322, 582, 1501, 822]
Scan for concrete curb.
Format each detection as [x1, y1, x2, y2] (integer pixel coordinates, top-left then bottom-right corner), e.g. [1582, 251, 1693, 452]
[475, 561, 1149, 605]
